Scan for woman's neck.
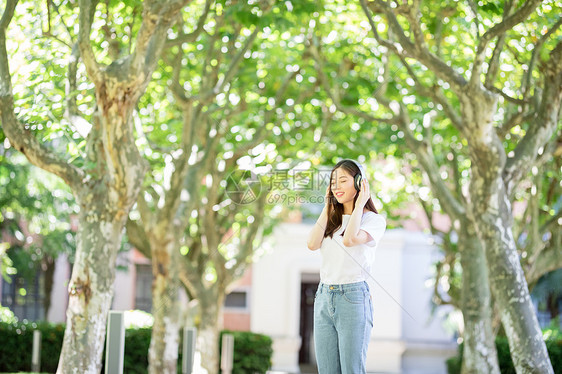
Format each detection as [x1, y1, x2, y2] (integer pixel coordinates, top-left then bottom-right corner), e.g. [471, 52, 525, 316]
[343, 201, 357, 215]
[343, 202, 368, 215]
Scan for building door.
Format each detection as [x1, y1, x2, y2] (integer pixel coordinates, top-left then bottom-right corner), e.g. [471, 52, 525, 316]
[299, 279, 319, 365]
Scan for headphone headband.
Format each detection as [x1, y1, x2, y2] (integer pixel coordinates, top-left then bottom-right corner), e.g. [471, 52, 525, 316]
[346, 159, 366, 179]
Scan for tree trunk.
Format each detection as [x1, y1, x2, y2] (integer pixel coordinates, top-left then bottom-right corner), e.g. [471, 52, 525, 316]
[1, 1, 184, 372]
[198, 290, 224, 374]
[459, 225, 500, 374]
[56, 84, 147, 372]
[57, 208, 126, 374]
[148, 239, 181, 374]
[456, 82, 554, 373]
[470, 169, 553, 373]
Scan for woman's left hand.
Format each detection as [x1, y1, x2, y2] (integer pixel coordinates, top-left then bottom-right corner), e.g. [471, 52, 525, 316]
[356, 178, 370, 207]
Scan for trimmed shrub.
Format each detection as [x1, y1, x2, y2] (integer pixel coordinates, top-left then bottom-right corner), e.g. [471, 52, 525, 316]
[0, 321, 273, 373]
[0, 321, 64, 372]
[445, 343, 462, 374]
[219, 330, 273, 374]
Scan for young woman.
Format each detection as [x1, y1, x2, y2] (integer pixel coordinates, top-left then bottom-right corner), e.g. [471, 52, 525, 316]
[306, 159, 387, 373]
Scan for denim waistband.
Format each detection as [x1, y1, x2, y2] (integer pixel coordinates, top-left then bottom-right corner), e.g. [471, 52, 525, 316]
[318, 281, 369, 293]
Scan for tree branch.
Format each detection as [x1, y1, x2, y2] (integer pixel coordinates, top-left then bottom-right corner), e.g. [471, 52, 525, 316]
[488, 85, 528, 106]
[526, 244, 562, 286]
[50, 0, 76, 44]
[131, 0, 189, 75]
[395, 104, 466, 219]
[481, 0, 541, 45]
[195, 2, 275, 103]
[165, 0, 212, 47]
[522, 17, 562, 99]
[471, 0, 541, 88]
[484, 1, 513, 88]
[0, 0, 84, 191]
[362, 0, 467, 93]
[395, 52, 464, 129]
[497, 110, 534, 138]
[230, 192, 267, 277]
[450, 146, 468, 208]
[64, 43, 92, 138]
[78, 0, 102, 83]
[308, 39, 397, 125]
[125, 218, 152, 258]
[0, 0, 17, 32]
[204, 26, 260, 100]
[467, 0, 481, 39]
[407, 0, 427, 52]
[157, 103, 204, 224]
[504, 40, 562, 195]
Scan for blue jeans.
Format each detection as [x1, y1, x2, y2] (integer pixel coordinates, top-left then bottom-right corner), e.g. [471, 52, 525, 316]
[313, 281, 373, 374]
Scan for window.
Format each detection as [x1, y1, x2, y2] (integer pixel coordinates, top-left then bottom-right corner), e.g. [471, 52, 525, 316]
[1, 271, 45, 321]
[224, 290, 249, 312]
[134, 264, 152, 313]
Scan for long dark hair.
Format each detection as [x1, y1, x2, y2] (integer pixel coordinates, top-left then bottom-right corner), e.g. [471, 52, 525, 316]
[324, 160, 378, 239]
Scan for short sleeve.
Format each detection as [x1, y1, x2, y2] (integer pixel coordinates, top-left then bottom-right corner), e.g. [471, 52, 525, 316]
[360, 212, 386, 247]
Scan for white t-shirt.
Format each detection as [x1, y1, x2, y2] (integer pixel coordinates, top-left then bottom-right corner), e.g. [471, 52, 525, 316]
[319, 211, 386, 285]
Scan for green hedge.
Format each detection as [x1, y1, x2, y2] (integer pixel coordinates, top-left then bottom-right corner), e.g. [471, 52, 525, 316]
[219, 330, 273, 374]
[0, 321, 64, 373]
[446, 325, 562, 374]
[0, 322, 273, 374]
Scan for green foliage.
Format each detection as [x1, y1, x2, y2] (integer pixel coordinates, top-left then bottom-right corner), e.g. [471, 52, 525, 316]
[219, 329, 273, 374]
[0, 321, 64, 373]
[543, 320, 562, 371]
[0, 304, 17, 324]
[120, 327, 152, 374]
[445, 347, 462, 374]
[308, 0, 562, 324]
[0, 148, 77, 281]
[446, 322, 562, 374]
[0, 321, 272, 374]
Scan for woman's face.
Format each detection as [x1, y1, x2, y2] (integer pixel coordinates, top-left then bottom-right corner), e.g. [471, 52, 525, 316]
[330, 167, 357, 204]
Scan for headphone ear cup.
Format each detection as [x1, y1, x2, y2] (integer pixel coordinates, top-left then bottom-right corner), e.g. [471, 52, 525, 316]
[354, 174, 362, 191]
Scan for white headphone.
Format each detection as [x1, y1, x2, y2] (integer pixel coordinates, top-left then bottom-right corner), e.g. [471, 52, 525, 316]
[342, 159, 366, 191]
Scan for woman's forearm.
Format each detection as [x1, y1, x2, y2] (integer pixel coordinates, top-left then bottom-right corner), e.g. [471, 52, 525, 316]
[342, 205, 362, 246]
[307, 205, 329, 250]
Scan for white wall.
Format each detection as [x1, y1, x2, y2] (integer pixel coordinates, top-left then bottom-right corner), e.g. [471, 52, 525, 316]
[252, 222, 317, 372]
[112, 250, 136, 311]
[366, 229, 407, 372]
[399, 230, 457, 374]
[47, 253, 71, 323]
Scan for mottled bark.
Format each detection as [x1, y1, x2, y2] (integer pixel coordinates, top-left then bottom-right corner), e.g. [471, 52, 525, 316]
[365, 80, 500, 374]
[464, 89, 553, 374]
[470, 178, 552, 373]
[148, 238, 181, 374]
[54, 77, 149, 373]
[58, 207, 127, 374]
[197, 289, 224, 374]
[126, 219, 183, 373]
[353, 1, 560, 372]
[459, 225, 499, 374]
[0, 0, 187, 372]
